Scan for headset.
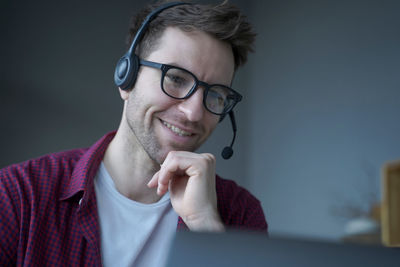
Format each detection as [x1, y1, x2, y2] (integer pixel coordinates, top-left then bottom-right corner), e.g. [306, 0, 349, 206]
[114, 1, 237, 159]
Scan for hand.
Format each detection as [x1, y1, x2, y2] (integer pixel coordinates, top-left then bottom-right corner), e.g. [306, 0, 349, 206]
[147, 151, 225, 232]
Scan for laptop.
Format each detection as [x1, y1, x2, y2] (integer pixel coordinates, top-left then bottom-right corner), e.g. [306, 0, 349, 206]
[166, 230, 400, 267]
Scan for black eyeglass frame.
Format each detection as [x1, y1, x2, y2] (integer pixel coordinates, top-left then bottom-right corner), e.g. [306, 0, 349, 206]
[139, 58, 243, 115]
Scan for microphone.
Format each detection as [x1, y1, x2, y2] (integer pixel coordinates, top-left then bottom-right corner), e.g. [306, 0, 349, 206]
[221, 111, 237, 160]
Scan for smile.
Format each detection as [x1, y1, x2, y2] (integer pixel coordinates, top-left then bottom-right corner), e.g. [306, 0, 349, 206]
[162, 121, 192, 137]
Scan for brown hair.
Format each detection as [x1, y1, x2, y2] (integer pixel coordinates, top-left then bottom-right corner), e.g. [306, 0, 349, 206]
[126, 0, 256, 70]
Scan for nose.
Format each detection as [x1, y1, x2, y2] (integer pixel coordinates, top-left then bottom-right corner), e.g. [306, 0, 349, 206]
[177, 87, 205, 122]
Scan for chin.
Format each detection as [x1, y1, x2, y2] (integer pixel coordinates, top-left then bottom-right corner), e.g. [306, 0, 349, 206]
[152, 147, 174, 164]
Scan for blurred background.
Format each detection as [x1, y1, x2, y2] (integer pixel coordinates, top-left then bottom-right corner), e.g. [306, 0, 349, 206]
[1, 0, 399, 241]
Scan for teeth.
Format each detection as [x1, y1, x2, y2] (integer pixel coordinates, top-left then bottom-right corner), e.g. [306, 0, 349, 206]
[162, 121, 192, 136]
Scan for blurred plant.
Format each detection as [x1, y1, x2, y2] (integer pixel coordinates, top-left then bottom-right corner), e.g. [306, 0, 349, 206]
[331, 161, 380, 222]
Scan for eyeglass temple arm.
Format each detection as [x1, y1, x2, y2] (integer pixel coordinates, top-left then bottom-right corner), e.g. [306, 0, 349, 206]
[139, 59, 162, 69]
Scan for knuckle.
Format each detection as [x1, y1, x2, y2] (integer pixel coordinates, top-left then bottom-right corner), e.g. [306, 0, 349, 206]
[166, 150, 177, 160]
[203, 153, 216, 162]
[200, 153, 216, 167]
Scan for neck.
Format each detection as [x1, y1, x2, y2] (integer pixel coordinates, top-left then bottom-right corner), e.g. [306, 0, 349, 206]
[103, 121, 161, 204]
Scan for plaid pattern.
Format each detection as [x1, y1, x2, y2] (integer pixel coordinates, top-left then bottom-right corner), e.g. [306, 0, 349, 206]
[0, 131, 267, 266]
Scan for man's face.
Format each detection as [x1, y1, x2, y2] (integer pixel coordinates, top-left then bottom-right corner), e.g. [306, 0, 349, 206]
[120, 27, 235, 164]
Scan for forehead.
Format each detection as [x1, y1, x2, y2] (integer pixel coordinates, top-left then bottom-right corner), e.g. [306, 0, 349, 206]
[146, 27, 235, 85]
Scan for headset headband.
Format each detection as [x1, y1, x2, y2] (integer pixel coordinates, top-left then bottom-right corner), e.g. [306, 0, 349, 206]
[114, 2, 190, 90]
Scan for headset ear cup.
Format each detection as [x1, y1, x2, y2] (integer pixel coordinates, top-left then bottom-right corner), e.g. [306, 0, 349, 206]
[114, 53, 130, 89]
[127, 54, 140, 90]
[114, 53, 140, 90]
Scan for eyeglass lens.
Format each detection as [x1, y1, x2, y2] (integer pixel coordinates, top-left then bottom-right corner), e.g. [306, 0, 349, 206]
[162, 67, 235, 115]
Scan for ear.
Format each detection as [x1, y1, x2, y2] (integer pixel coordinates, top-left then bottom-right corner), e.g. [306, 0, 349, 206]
[119, 87, 130, 101]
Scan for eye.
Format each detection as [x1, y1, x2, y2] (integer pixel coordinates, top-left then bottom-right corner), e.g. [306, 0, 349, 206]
[164, 67, 194, 90]
[206, 89, 227, 111]
[165, 73, 187, 87]
[210, 87, 229, 100]
[214, 92, 225, 105]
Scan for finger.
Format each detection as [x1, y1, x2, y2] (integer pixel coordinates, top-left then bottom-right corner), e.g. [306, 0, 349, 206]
[157, 179, 169, 196]
[147, 171, 159, 188]
[157, 152, 189, 196]
[147, 171, 169, 196]
[160, 151, 215, 180]
[157, 151, 216, 197]
[157, 166, 176, 196]
[157, 152, 179, 187]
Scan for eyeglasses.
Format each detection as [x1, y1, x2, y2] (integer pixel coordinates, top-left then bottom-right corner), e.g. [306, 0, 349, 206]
[139, 59, 242, 115]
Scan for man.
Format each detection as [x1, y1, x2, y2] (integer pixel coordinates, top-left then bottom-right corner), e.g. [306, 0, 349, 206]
[0, 1, 267, 266]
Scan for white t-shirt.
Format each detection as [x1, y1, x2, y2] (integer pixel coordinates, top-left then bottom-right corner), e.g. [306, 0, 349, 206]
[94, 162, 178, 267]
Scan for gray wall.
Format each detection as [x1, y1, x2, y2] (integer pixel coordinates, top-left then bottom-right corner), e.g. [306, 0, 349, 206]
[0, 0, 148, 164]
[244, 0, 400, 240]
[1, 0, 400, 241]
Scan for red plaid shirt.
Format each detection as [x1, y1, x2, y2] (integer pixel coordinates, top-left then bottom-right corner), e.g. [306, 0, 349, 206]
[0, 132, 267, 266]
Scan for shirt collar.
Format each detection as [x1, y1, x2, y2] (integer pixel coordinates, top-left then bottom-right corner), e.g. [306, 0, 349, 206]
[59, 131, 116, 201]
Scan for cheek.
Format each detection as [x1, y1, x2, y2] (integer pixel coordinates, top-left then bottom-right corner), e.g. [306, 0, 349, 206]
[127, 87, 178, 125]
[135, 77, 177, 110]
[129, 77, 172, 112]
[205, 114, 220, 133]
